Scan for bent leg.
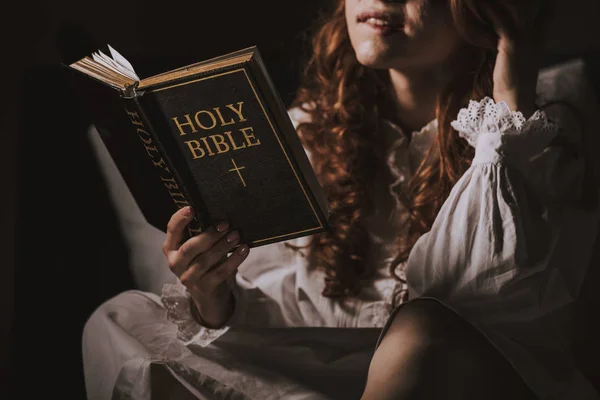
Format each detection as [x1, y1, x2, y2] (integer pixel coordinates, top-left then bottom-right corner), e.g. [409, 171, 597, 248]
[361, 298, 537, 400]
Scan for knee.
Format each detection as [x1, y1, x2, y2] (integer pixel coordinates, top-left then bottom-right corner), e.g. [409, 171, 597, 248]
[363, 299, 533, 400]
[383, 298, 489, 372]
[385, 298, 468, 350]
[362, 299, 483, 399]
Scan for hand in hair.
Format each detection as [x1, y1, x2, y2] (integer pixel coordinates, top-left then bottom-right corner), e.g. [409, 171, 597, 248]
[485, 1, 542, 118]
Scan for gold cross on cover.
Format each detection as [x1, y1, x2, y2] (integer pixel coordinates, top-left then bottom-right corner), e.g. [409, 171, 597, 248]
[228, 158, 247, 187]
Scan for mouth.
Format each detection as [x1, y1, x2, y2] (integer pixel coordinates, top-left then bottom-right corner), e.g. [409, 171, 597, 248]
[356, 11, 404, 35]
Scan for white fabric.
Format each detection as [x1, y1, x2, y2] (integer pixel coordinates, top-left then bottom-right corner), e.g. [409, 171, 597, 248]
[83, 58, 600, 400]
[159, 104, 425, 347]
[83, 289, 379, 400]
[411, 97, 599, 399]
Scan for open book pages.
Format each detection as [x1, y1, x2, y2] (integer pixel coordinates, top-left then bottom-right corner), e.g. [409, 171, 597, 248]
[92, 45, 140, 81]
[69, 45, 140, 90]
[70, 45, 255, 92]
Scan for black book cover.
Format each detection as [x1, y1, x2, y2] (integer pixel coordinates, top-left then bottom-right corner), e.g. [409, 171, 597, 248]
[68, 47, 330, 247]
[67, 68, 200, 236]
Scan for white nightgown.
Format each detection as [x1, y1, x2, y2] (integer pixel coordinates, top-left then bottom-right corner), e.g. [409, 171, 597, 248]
[82, 59, 599, 400]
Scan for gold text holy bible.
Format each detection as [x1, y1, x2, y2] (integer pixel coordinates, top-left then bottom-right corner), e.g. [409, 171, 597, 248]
[68, 45, 330, 246]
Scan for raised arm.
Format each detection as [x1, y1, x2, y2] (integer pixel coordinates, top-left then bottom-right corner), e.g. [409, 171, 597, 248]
[406, 95, 598, 323]
[406, 1, 599, 322]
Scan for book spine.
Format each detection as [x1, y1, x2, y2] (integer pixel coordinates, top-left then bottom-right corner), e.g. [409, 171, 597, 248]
[122, 96, 203, 239]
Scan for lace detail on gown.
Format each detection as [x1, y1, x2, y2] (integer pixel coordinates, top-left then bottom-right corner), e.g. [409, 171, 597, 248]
[451, 97, 560, 167]
[378, 119, 436, 312]
[385, 119, 438, 195]
[451, 97, 527, 146]
[393, 262, 409, 305]
[357, 261, 409, 327]
[161, 282, 230, 345]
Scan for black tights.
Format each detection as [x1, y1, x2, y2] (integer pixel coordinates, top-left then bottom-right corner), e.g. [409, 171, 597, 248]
[361, 298, 538, 400]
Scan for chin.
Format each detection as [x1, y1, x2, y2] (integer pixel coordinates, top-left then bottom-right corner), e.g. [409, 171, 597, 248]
[353, 42, 401, 69]
[354, 49, 410, 70]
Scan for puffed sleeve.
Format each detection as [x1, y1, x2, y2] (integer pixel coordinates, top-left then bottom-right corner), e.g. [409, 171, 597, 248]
[406, 97, 599, 325]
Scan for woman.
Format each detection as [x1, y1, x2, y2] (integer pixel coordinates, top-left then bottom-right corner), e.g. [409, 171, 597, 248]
[83, 0, 599, 399]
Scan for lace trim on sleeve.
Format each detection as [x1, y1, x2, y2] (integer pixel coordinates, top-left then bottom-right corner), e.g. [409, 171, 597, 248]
[451, 97, 527, 146]
[161, 282, 231, 346]
[450, 97, 559, 167]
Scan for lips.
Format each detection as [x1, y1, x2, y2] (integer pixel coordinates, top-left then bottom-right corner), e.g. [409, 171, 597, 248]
[356, 11, 404, 34]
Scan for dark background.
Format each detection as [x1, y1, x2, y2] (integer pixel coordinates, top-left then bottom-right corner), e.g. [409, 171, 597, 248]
[5, 1, 324, 398]
[3, 0, 600, 399]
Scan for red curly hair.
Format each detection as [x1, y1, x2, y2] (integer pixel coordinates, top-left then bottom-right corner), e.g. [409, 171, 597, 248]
[291, 0, 498, 302]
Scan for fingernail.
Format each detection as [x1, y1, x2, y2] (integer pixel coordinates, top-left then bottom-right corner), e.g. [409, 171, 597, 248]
[216, 221, 229, 232]
[226, 231, 239, 243]
[237, 245, 248, 255]
[184, 206, 193, 216]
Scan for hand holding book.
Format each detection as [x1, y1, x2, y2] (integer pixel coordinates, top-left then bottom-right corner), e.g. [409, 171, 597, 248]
[162, 206, 244, 328]
[67, 45, 330, 247]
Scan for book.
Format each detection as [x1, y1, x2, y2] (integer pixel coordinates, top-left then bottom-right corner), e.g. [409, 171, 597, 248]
[67, 45, 330, 247]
